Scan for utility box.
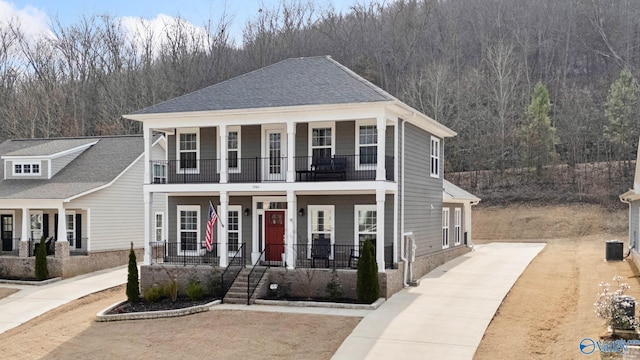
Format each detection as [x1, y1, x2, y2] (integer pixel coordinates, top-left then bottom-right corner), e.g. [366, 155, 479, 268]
[606, 240, 624, 261]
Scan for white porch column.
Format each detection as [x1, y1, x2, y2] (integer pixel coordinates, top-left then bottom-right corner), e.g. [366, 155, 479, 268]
[219, 124, 228, 184]
[376, 116, 387, 181]
[86, 208, 91, 252]
[57, 205, 67, 242]
[219, 191, 229, 267]
[143, 192, 153, 265]
[376, 189, 386, 272]
[143, 126, 151, 184]
[286, 121, 295, 183]
[286, 190, 296, 269]
[19, 207, 29, 257]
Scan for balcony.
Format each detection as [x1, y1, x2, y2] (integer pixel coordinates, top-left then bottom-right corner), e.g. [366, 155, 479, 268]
[150, 155, 394, 184]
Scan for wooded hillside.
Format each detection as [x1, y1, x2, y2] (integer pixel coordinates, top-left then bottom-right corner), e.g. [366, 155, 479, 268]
[1, 0, 638, 203]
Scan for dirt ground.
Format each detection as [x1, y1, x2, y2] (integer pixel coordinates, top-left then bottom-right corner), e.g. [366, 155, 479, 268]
[0, 203, 631, 359]
[0, 287, 18, 300]
[473, 203, 633, 359]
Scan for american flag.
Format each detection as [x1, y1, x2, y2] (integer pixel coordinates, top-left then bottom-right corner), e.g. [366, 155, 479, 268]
[205, 201, 218, 252]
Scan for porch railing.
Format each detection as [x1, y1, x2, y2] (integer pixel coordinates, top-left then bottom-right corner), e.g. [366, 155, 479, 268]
[150, 155, 394, 184]
[290, 243, 394, 269]
[149, 241, 222, 266]
[0, 238, 21, 256]
[220, 243, 246, 302]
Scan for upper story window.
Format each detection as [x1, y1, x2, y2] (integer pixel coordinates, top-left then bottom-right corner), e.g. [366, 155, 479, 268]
[430, 136, 440, 178]
[177, 128, 199, 173]
[310, 122, 335, 160]
[13, 161, 41, 176]
[356, 120, 377, 169]
[228, 127, 240, 172]
[153, 163, 166, 183]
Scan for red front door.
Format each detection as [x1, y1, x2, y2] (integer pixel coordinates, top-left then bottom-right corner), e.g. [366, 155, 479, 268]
[265, 211, 285, 262]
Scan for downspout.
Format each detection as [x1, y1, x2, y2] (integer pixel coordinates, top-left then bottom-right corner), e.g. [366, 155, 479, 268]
[400, 118, 408, 287]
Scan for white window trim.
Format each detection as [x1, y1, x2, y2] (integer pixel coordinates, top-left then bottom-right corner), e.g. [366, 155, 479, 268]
[307, 205, 335, 259]
[217, 126, 242, 174]
[66, 210, 76, 243]
[153, 163, 166, 184]
[13, 161, 42, 176]
[154, 212, 164, 242]
[442, 207, 450, 249]
[177, 205, 200, 255]
[430, 136, 440, 178]
[354, 204, 377, 255]
[308, 121, 336, 161]
[355, 119, 377, 171]
[176, 128, 200, 174]
[224, 205, 242, 254]
[454, 208, 461, 246]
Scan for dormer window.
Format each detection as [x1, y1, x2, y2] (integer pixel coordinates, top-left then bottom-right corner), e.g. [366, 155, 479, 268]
[13, 161, 41, 176]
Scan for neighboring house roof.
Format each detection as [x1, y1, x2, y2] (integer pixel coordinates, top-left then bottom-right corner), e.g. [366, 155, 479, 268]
[443, 179, 481, 204]
[0, 135, 145, 200]
[3, 138, 97, 157]
[134, 56, 393, 115]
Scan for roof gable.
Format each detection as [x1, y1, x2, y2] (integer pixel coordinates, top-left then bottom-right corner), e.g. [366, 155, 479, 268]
[134, 56, 393, 114]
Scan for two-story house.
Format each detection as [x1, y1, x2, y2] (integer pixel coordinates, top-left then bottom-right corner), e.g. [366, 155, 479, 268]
[0, 135, 166, 279]
[126, 56, 477, 297]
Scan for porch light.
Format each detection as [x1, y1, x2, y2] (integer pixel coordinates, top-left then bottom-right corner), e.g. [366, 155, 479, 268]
[244, 208, 250, 217]
[299, 208, 305, 217]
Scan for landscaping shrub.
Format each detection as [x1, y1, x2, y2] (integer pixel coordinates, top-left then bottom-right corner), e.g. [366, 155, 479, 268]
[144, 284, 164, 303]
[186, 278, 204, 301]
[325, 270, 344, 301]
[595, 275, 639, 331]
[126, 242, 140, 303]
[207, 270, 223, 298]
[356, 240, 379, 303]
[163, 278, 178, 302]
[34, 236, 49, 281]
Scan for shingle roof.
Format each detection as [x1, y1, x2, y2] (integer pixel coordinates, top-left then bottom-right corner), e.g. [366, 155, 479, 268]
[4, 138, 97, 157]
[443, 179, 481, 203]
[134, 56, 393, 114]
[0, 135, 144, 199]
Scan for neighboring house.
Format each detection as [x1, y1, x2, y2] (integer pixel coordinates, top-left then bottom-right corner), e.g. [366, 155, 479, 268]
[125, 56, 478, 297]
[0, 135, 166, 278]
[620, 139, 640, 268]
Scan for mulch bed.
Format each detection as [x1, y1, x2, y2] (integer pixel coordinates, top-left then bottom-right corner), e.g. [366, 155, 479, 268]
[262, 296, 367, 304]
[108, 296, 218, 314]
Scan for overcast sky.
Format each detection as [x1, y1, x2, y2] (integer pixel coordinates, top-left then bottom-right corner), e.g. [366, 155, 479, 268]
[0, 0, 376, 44]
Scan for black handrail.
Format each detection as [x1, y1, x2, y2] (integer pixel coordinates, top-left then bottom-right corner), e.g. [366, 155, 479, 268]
[247, 244, 270, 305]
[220, 243, 246, 302]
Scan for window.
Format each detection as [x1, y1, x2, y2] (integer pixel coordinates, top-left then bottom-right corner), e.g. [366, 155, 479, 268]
[177, 206, 199, 253]
[153, 163, 166, 184]
[66, 211, 75, 244]
[227, 206, 241, 253]
[309, 123, 335, 160]
[227, 128, 240, 172]
[442, 207, 450, 248]
[13, 161, 41, 176]
[430, 136, 440, 178]
[155, 212, 164, 242]
[30, 211, 43, 240]
[356, 121, 377, 169]
[308, 205, 334, 258]
[177, 128, 199, 173]
[454, 208, 461, 246]
[355, 205, 377, 255]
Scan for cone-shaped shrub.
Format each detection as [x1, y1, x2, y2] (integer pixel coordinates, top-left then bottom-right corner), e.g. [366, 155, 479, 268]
[35, 236, 49, 281]
[356, 239, 379, 303]
[126, 242, 140, 303]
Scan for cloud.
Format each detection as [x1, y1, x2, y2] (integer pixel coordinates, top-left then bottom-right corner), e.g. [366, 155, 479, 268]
[0, 1, 53, 39]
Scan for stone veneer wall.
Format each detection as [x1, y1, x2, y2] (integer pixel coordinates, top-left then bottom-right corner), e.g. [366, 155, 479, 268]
[140, 265, 222, 295]
[0, 248, 143, 279]
[410, 246, 471, 281]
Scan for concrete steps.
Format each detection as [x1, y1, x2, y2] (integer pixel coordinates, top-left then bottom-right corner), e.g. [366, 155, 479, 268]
[223, 267, 269, 304]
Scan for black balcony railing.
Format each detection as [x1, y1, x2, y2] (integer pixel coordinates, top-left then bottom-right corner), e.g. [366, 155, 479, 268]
[291, 242, 394, 269]
[149, 241, 221, 266]
[150, 155, 394, 184]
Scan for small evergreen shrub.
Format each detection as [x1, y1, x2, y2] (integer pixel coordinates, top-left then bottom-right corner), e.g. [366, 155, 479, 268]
[163, 278, 178, 302]
[126, 242, 140, 303]
[325, 270, 344, 301]
[207, 271, 222, 299]
[144, 284, 164, 303]
[356, 240, 379, 304]
[34, 236, 49, 281]
[186, 278, 204, 301]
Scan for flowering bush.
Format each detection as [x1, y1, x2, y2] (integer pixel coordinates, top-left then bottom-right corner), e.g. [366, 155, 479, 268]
[594, 275, 638, 331]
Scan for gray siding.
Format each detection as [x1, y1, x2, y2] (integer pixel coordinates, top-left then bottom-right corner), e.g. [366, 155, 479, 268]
[168, 127, 217, 161]
[243, 125, 261, 158]
[51, 148, 86, 177]
[296, 123, 308, 157]
[5, 160, 48, 180]
[168, 196, 253, 253]
[297, 194, 393, 247]
[336, 121, 355, 155]
[403, 122, 443, 257]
